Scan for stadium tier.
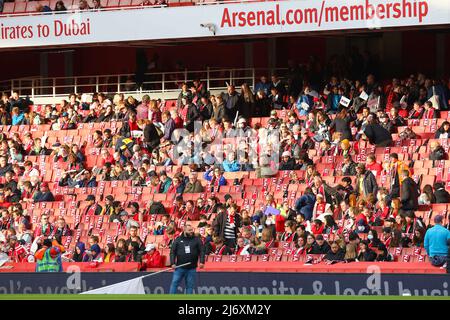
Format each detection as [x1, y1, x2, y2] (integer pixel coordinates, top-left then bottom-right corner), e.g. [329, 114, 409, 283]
[0, 68, 449, 276]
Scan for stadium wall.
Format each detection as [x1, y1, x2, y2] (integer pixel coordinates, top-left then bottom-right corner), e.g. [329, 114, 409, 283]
[0, 272, 448, 296]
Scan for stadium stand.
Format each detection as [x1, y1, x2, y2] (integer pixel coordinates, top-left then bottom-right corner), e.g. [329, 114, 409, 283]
[0, 60, 449, 274]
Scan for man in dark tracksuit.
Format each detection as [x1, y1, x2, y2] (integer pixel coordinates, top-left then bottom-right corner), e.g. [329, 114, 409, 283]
[169, 224, 205, 294]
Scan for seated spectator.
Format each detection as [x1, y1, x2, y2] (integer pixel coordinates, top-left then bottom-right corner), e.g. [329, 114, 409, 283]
[422, 101, 438, 119]
[141, 243, 163, 269]
[204, 167, 227, 190]
[183, 173, 204, 193]
[279, 151, 295, 171]
[435, 121, 450, 139]
[72, 242, 86, 262]
[375, 243, 393, 262]
[339, 154, 357, 176]
[357, 240, 377, 261]
[54, 0, 66, 11]
[409, 101, 424, 119]
[434, 182, 450, 204]
[324, 241, 345, 263]
[419, 184, 436, 205]
[222, 152, 240, 172]
[33, 182, 55, 203]
[429, 141, 446, 161]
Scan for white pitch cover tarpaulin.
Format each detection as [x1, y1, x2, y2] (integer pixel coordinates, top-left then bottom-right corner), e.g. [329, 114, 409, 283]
[80, 262, 190, 294]
[80, 277, 146, 295]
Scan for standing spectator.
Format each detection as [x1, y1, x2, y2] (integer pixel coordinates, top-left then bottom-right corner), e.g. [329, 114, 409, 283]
[222, 85, 240, 121]
[400, 169, 419, 211]
[169, 224, 205, 294]
[355, 163, 378, 198]
[294, 187, 316, 221]
[212, 204, 241, 249]
[424, 215, 450, 267]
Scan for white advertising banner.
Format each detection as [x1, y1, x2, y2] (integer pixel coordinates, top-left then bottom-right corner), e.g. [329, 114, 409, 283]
[0, 0, 449, 48]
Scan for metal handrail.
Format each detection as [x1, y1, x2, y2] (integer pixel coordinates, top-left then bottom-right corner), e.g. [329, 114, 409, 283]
[1, 67, 288, 99]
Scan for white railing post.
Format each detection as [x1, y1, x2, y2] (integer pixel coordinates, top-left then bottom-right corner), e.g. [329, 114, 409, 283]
[207, 67, 210, 91]
[184, 69, 188, 83]
[52, 78, 56, 97]
[252, 68, 255, 90]
[230, 70, 233, 86]
[95, 76, 99, 93]
[117, 75, 121, 93]
[162, 73, 165, 93]
[31, 79, 34, 99]
[10, 80, 13, 96]
[74, 77, 78, 94]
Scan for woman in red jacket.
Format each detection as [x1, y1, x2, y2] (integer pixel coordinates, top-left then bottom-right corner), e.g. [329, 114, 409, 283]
[141, 244, 163, 270]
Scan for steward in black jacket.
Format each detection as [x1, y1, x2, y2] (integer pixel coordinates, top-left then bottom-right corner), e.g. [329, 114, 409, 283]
[170, 229, 205, 269]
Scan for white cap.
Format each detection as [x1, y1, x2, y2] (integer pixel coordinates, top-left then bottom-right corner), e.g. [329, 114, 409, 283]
[282, 151, 291, 158]
[145, 243, 156, 252]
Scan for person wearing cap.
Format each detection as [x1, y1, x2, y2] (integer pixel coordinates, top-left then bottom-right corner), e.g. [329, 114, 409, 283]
[83, 236, 102, 262]
[424, 215, 450, 267]
[141, 243, 163, 269]
[59, 111, 76, 130]
[279, 151, 295, 171]
[378, 112, 394, 133]
[35, 242, 63, 272]
[119, 161, 138, 181]
[7, 235, 27, 263]
[355, 163, 378, 198]
[33, 182, 55, 203]
[84, 195, 103, 216]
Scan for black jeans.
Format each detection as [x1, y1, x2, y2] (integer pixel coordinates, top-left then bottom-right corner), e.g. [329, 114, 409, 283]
[225, 238, 236, 249]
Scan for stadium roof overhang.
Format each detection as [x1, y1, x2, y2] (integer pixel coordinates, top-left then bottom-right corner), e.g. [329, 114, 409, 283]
[0, 0, 448, 52]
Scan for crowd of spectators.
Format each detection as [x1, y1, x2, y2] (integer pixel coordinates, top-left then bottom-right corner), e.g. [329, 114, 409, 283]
[0, 0, 167, 14]
[0, 55, 449, 270]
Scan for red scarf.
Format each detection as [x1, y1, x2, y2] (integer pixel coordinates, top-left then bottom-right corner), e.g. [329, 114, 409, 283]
[85, 204, 98, 216]
[228, 213, 235, 224]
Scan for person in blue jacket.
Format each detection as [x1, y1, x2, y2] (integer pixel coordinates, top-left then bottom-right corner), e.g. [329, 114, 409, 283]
[158, 170, 172, 193]
[203, 167, 227, 188]
[294, 187, 316, 221]
[222, 152, 240, 172]
[424, 215, 450, 267]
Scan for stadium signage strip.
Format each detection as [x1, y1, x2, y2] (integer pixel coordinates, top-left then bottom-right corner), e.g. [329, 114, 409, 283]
[0, 0, 448, 48]
[0, 272, 448, 295]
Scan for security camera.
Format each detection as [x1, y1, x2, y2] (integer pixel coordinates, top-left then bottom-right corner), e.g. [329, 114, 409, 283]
[200, 23, 216, 36]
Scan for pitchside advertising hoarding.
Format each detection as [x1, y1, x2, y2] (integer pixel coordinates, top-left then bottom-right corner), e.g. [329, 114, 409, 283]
[0, 272, 448, 295]
[0, 0, 449, 48]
